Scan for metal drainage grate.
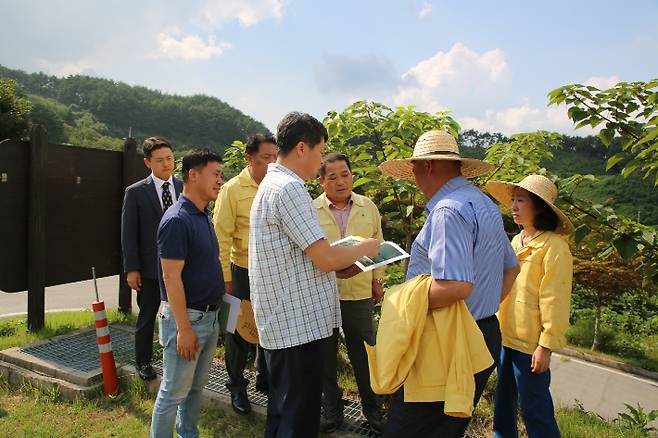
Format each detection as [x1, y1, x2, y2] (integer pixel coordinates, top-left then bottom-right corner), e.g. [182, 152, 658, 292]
[19, 326, 135, 373]
[19, 327, 379, 436]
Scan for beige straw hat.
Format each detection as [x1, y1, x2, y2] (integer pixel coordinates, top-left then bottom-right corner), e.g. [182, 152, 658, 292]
[379, 130, 495, 179]
[486, 174, 574, 235]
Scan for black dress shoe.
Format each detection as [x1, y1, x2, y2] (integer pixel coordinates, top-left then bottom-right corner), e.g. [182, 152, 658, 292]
[319, 411, 344, 434]
[136, 363, 157, 381]
[364, 409, 384, 434]
[231, 389, 251, 415]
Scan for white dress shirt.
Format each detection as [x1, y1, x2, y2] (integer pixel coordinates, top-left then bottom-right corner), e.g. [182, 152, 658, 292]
[151, 173, 177, 210]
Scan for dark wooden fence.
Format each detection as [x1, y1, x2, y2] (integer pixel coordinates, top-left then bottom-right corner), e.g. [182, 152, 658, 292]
[0, 125, 148, 330]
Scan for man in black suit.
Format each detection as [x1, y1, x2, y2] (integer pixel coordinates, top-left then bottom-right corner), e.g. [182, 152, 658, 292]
[121, 136, 183, 380]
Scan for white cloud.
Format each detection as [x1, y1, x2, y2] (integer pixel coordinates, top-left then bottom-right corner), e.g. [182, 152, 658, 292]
[34, 59, 95, 76]
[419, 3, 432, 19]
[154, 32, 231, 60]
[459, 102, 603, 136]
[395, 43, 511, 115]
[202, 0, 284, 27]
[584, 74, 620, 90]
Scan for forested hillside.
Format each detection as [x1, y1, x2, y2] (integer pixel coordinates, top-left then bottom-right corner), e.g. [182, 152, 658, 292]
[0, 64, 270, 152]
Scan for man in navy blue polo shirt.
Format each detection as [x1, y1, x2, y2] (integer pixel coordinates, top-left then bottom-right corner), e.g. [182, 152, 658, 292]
[150, 149, 225, 438]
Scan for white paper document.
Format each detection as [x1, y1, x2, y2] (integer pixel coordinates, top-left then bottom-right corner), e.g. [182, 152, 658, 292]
[330, 235, 410, 272]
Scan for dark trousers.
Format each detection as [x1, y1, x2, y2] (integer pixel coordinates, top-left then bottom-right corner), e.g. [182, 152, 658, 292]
[135, 278, 161, 366]
[493, 346, 560, 438]
[224, 263, 267, 392]
[323, 298, 379, 417]
[264, 337, 327, 438]
[383, 315, 502, 438]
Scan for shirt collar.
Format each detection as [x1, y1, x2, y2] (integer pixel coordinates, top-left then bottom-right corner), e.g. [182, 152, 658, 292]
[178, 194, 206, 215]
[238, 166, 258, 188]
[151, 172, 174, 188]
[326, 194, 354, 210]
[425, 176, 469, 212]
[268, 162, 305, 184]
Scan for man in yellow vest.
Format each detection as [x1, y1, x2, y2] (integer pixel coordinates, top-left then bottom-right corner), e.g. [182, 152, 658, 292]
[313, 152, 385, 433]
[213, 134, 277, 415]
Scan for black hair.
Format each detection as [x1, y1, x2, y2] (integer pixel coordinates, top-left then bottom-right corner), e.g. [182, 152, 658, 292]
[181, 148, 223, 183]
[142, 136, 173, 158]
[530, 192, 559, 231]
[319, 152, 352, 177]
[246, 133, 277, 155]
[276, 112, 328, 157]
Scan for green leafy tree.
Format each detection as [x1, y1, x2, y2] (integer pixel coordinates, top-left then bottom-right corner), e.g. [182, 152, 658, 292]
[0, 78, 32, 140]
[548, 79, 658, 184]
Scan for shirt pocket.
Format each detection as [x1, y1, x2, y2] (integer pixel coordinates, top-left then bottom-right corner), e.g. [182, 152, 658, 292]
[350, 214, 375, 238]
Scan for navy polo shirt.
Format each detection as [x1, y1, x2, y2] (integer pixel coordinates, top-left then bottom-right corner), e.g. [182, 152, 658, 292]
[157, 194, 225, 305]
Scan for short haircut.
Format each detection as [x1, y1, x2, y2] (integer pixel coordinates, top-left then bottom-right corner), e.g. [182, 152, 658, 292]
[530, 192, 559, 231]
[142, 136, 173, 158]
[246, 133, 277, 155]
[319, 152, 351, 177]
[276, 112, 328, 157]
[181, 148, 223, 183]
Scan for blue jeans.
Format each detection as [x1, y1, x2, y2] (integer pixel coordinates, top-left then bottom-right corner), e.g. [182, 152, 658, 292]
[150, 303, 219, 438]
[493, 346, 560, 438]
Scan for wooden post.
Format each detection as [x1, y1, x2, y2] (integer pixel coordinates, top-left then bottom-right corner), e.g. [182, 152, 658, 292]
[118, 137, 137, 314]
[27, 125, 47, 331]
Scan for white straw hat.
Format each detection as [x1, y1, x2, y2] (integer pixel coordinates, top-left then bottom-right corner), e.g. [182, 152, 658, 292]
[379, 130, 495, 179]
[486, 174, 574, 235]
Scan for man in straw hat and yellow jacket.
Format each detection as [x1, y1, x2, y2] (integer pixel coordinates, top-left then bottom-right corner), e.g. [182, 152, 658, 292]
[378, 130, 520, 437]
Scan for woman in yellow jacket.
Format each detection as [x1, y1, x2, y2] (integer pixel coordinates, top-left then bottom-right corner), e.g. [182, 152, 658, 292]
[486, 175, 573, 438]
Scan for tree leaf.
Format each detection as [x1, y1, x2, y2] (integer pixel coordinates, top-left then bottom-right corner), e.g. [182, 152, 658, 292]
[574, 224, 590, 245]
[613, 236, 637, 260]
[598, 128, 615, 146]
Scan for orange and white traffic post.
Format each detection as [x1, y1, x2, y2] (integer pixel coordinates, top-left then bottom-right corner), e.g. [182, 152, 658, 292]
[91, 267, 120, 396]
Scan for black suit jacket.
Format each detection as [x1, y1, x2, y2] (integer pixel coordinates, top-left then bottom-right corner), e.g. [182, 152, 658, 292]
[121, 175, 183, 280]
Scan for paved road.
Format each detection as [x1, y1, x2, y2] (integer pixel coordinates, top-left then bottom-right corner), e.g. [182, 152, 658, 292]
[551, 353, 658, 424]
[2, 279, 657, 425]
[0, 275, 137, 317]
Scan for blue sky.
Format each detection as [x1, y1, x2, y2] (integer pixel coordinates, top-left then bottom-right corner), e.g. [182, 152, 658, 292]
[1, 0, 657, 135]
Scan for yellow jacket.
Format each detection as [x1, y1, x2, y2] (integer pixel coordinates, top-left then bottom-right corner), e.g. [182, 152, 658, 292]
[213, 166, 257, 281]
[365, 275, 493, 418]
[498, 231, 573, 355]
[313, 192, 385, 300]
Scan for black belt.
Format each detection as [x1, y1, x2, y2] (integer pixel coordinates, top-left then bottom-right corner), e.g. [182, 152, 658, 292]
[188, 303, 220, 312]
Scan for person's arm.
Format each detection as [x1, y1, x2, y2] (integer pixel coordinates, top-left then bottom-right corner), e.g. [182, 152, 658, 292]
[428, 279, 473, 309]
[158, 216, 198, 361]
[305, 238, 380, 273]
[425, 207, 476, 310]
[500, 236, 520, 302]
[161, 258, 199, 361]
[212, 183, 236, 294]
[500, 265, 520, 302]
[279, 183, 380, 273]
[121, 186, 142, 290]
[533, 237, 573, 374]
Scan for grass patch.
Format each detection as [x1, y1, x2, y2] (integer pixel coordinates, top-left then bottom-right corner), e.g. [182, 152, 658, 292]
[0, 310, 137, 351]
[0, 373, 264, 437]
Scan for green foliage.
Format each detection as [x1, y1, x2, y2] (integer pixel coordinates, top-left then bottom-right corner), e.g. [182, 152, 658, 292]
[548, 79, 658, 185]
[1, 64, 270, 152]
[221, 139, 248, 179]
[323, 100, 460, 252]
[613, 404, 658, 437]
[481, 131, 560, 184]
[0, 78, 32, 140]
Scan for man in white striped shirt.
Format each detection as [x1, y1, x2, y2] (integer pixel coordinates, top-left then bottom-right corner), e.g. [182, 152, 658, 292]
[249, 112, 380, 437]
